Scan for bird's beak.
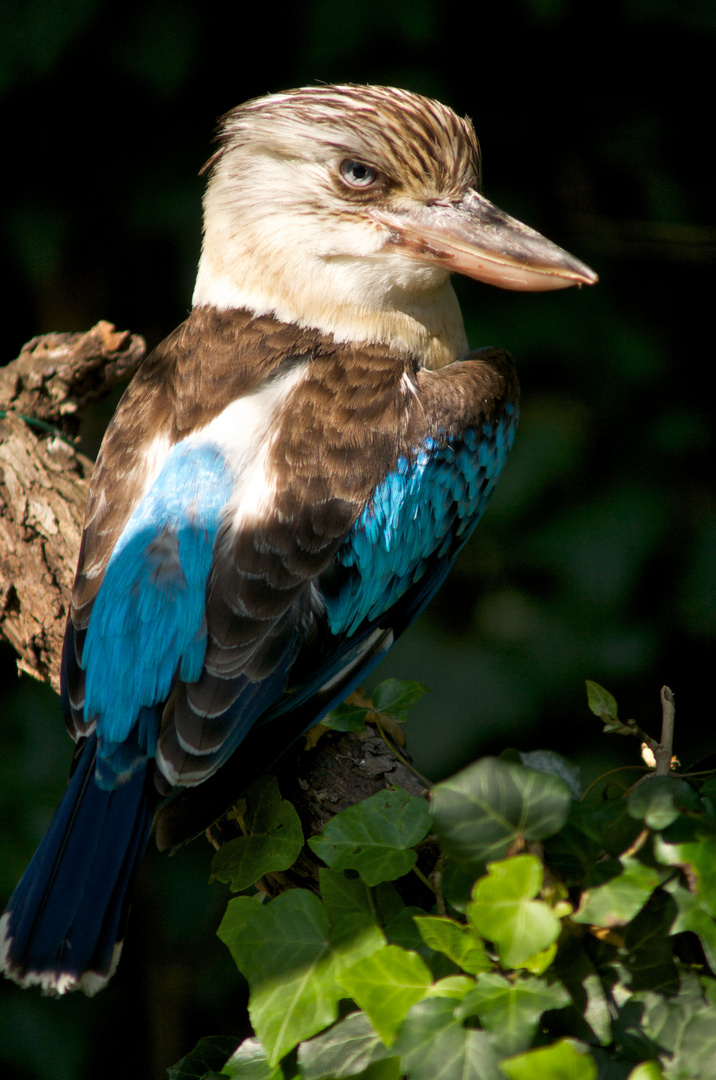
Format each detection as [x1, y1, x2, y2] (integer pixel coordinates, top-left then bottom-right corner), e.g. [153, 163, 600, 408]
[372, 189, 597, 291]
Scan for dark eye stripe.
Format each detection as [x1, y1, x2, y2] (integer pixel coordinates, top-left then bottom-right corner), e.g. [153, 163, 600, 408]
[340, 159, 378, 188]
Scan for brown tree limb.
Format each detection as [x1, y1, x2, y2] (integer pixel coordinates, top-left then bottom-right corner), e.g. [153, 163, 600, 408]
[0, 320, 145, 434]
[0, 323, 145, 689]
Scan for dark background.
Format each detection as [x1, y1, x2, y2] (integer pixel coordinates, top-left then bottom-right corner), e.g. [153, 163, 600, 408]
[0, 1, 713, 1077]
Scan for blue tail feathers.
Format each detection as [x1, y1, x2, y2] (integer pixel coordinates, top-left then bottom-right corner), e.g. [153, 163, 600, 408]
[0, 735, 153, 995]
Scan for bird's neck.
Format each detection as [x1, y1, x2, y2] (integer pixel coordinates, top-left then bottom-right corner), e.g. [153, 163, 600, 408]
[192, 246, 469, 371]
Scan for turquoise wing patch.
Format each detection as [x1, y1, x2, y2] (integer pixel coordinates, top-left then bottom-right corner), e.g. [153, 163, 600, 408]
[325, 406, 517, 636]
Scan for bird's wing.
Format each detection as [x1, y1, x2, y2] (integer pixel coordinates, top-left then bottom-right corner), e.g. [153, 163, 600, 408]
[154, 343, 518, 849]
[63, 309, 517, 803]
[61, 310, 339, 769]
[156, 339, 518, 799]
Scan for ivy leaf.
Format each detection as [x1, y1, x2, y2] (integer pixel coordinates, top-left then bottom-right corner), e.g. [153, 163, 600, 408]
[543, 802, 601, 884]
[380, 906, 457, 981]
[455, 972, 570, 1055]
[221, 1038, 283, 1080]
[628, 778, 702, 831]
[394, 997, 503, 1080]
[168, 1037, 240, 1080]
[623, 888, 679, 994]
[308, 789, 431, 887]
[518, 751, 582, 799]
[673, 1006, 716, 1079]
[589, 798, 644, 859]
[219, 890, 343, 1065]
[211, 776, 303, 892]
[585, 681, 635, 736]
[320, 869, 386, 967]
[322, 702, 368, 732]
[428, 976, 475, 1000]
[297, 1012, 394, 1079]
[413, 915, 492, 974]
[664, 878, 716, 970]
[499, 1038, 598, 1080]
[217, 895, 264, 962]
[468, 854, 562, 969]
[572, 857, 667, 928]
[337, 945, 432, 1047]
[654, 831, 716, 918]
[441, 860, 477, 913]
[550, 936, 613, 1047]
[371, 679, 428, 721]
[626, 1064, 666, 1080]
[353, 1062, 401, 1080]
[431, 757, 571, 872]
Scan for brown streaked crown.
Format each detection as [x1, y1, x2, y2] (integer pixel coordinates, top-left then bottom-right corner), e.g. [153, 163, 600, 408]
[206, 84, 482, 202]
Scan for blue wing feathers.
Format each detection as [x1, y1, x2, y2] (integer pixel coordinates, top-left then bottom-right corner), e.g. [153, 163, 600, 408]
[325, 411, 517, 636]
[82, 442, 233, 781]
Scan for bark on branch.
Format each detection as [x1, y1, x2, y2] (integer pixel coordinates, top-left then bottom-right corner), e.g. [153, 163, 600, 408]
[0, 322, 145, 689]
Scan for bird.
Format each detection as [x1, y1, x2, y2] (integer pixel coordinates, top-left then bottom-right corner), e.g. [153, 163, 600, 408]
[0, 84, 596, 995]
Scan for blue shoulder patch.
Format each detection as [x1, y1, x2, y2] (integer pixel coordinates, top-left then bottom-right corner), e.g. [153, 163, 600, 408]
[324, 407, 517, 636]
[82, 441, 234, 784]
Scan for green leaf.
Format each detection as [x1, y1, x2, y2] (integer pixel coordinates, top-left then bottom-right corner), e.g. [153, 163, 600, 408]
[308, 789, 431, 887]
[217, 895, 266, 964]
[431, 757, 571, 872]
[371, 679, 428, 721]
[220, 889, 344, 1065]
[297, 1012, 394, 1079]
[413, 915, 492, 974]
[456, 972, 570, 1055]
[210, 776, 303, 892]
[356, 1062, 402, 1080]
[572, 857, 666, 927]
[167, 1037, 240, 1080]
[585, 680, 619, 721]
[468, 854, 561, 969]
[322, 702, 368, 732]
[373, 882, 405, 926]
[320, 869, 386, 967]
[626, 1064, 665, 1080]
[673, 1006, 716, 1079]
[382, 906, 458, 981]
[499, 1038, 598, 1080]
[622, 888, 679, 994]
[585, 681, 636, 736]
[518, 751, 582, 799]
[221, 1038, 283, 1080]
[628, 777, 702, 831]
[550, 936, 613, 1046]
[337, 945, 432, 1047]
[394, 998, 502, 1080]
[428, 976, 475, 999]
[654, 831, 716, 917]
[589, 797, 644, 859]
[665, 878, 716, 970]
[441, 860, 476, 913]
[613, 978, 703, 1062]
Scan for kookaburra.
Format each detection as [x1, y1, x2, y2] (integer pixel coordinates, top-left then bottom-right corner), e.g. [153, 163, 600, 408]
[0, 84, 596, 995]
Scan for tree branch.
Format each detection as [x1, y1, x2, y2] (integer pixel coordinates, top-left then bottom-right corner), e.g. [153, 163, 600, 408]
[0, 323, 145, 689]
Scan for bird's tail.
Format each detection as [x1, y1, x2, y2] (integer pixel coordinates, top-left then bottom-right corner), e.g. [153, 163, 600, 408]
[0, 734, 153, 995]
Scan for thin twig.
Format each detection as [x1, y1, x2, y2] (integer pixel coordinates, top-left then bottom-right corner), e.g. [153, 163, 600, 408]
[655, 686, 675, 777]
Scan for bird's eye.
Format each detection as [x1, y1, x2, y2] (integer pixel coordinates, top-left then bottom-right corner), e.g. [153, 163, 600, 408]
[340, 159, 378, 189]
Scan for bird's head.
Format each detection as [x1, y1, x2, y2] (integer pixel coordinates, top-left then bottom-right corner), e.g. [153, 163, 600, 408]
[193, 85, 596, 368]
